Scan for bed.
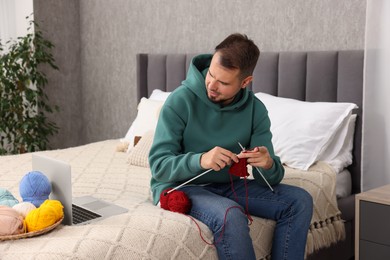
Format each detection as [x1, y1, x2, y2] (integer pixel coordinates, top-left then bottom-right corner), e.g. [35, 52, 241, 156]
[0, 50, 363, 260]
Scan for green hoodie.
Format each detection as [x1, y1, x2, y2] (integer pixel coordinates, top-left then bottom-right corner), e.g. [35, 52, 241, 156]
[149, 54, 284, 204]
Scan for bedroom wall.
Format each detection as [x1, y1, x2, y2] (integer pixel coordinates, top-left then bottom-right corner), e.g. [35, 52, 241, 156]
[33, 0, 82, 149]
[33, 0, 366, 148]
[362, 0, 390, 191]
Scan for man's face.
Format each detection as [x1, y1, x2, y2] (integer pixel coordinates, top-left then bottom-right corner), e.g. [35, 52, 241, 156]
[205, 52, 251, 106]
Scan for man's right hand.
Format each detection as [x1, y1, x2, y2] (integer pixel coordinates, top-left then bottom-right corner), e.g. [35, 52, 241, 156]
[200, 146, 239, 171]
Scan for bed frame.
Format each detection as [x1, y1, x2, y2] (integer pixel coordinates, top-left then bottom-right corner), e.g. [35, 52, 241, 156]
[136, 50, 364, 260]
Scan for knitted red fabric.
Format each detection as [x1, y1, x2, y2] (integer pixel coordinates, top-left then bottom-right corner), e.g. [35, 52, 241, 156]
[229, 158, 249, 177]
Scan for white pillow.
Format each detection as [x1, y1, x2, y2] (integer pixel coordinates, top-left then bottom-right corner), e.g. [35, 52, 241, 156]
[336, 169, 352, 198]
[123, 98, 164, 152]
[122, 90, 171, 153]
[149, 89, 172, 101]
[127, 130, 155, 167]
[319, 114, 357, 173]
[254, 92, 358, 170]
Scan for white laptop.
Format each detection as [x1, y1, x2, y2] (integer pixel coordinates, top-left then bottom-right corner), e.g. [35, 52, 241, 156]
[32, 154, 128, 225]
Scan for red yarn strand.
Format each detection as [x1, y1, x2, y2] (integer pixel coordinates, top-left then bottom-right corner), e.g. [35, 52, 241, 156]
[188, 174, 253, 247]
[229, 173, 239, 202]
[160, 158, 254, 246]
[244, 177, 253, 224]
[188, 205, 245, 247]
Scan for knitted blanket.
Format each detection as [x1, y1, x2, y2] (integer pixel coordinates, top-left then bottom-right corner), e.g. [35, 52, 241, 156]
[280, 163, 345, 256]
[0, 140, 344, 259]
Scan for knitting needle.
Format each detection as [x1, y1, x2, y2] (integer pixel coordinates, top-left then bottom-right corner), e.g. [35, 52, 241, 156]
[238, 142, 274, 193]
[165, 168, 213, 195]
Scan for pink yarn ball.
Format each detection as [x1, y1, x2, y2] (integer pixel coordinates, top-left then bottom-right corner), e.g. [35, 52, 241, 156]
[0, 206, 25, 236]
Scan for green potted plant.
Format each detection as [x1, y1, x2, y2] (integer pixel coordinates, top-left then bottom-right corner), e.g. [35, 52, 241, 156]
[0, 18, 59, 155]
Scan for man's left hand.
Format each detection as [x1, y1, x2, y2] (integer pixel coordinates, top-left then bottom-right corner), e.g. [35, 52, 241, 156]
[237, 146, 274, 170]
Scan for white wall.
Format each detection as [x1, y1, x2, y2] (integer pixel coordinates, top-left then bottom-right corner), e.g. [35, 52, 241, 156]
[0, 0, 33, 48]
[14, 0, 34, 36]
[362, 0, 390, 191]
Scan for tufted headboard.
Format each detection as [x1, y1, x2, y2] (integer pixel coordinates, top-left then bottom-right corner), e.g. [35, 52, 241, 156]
[136, 50, 364, 194]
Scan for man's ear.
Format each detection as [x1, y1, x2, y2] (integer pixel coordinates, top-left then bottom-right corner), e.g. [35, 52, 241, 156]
[241, 76, 253, 89]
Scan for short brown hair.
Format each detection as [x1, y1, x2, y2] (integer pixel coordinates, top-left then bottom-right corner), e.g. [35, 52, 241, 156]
[215, 33, 260, 79]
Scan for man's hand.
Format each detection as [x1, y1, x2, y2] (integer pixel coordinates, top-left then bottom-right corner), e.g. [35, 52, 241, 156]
[200, 146, 239, 171]
[237, 146, 274, 170]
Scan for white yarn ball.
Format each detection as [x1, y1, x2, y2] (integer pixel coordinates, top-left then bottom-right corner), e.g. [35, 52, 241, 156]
[13, 202, 36, 218]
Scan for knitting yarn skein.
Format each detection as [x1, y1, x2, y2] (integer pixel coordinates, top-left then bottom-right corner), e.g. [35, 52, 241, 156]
[13, 202, 36, 218]
[160, 188, 191, 214]
[0, 188, 19, 207]
[0, 206, 25, 236]
[19, 171, 51, 207]
[25, 199, 64, 232]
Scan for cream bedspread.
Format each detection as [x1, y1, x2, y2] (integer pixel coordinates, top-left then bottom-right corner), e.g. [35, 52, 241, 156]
[0, 140, 344, 259]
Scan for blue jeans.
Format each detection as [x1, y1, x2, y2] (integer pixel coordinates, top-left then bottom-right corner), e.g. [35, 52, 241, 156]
[181, 180, 313, 260]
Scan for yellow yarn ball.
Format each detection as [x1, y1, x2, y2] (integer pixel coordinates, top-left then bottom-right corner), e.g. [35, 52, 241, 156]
[25, 199, 64, 232]
[40, 200, 64, 220]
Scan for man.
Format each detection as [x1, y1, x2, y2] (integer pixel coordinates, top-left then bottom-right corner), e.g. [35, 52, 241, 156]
[149, 33, 313, 260]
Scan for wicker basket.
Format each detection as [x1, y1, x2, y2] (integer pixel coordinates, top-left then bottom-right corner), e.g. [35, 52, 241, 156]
[0, 217, 63, 241]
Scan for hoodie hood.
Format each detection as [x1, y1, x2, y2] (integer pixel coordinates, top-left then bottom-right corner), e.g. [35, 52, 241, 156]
[182, 54, 250, 112]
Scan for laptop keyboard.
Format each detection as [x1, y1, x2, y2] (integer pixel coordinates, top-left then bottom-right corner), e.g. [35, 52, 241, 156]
[72, 204, 102, 224]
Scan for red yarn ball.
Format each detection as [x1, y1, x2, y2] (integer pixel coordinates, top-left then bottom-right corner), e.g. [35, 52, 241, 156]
[159, 188, 171, 210]
[160, 188, 192, 214]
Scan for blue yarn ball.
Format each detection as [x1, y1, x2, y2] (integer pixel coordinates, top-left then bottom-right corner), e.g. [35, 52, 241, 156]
[0, 188, 19, 207]
[19, 171, 52, 207]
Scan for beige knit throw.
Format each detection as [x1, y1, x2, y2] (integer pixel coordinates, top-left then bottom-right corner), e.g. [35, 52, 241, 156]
[282, 162, 345, 256]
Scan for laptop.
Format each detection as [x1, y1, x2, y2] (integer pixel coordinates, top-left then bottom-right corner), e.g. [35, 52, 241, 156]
[32, 154, 128, 225]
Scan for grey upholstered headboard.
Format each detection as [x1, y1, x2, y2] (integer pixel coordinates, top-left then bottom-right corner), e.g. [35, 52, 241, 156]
[136, 50, 364, 194]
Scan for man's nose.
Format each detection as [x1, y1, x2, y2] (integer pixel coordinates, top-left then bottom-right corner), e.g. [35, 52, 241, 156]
[208, 79, 217, 90]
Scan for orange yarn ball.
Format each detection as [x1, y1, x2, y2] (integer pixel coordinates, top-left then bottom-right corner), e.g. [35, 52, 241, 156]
[25, 199, 64, 232]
